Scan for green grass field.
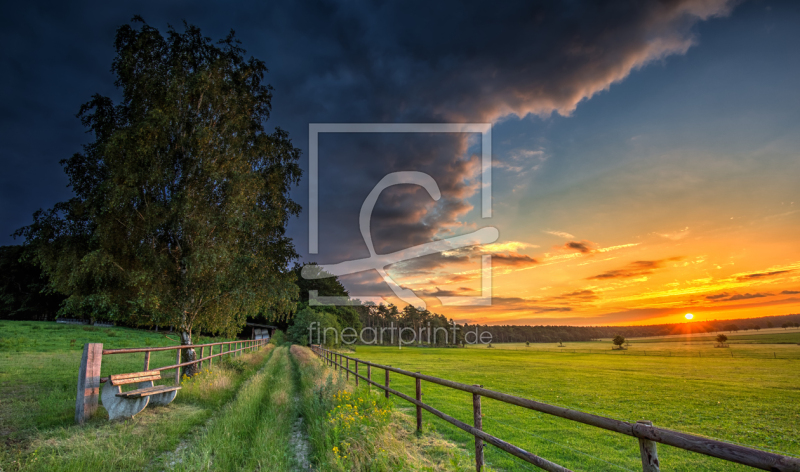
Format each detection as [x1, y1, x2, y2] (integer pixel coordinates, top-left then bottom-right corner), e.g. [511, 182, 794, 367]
[466, 329, 800, 360]
[0, 320, 238, 438]
[351, 333, 800, 471]
[0, 321, 474, 471]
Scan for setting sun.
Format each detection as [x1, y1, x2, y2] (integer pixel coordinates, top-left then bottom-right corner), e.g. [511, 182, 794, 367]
[685, 313, 694, 320]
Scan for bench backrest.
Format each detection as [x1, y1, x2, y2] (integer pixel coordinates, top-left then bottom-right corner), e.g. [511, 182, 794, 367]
[109, 370, 162, 386]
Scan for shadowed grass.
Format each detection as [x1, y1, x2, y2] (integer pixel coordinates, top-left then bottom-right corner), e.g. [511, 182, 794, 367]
[0, 320, 237, 438]
[0, 329, 273, 472]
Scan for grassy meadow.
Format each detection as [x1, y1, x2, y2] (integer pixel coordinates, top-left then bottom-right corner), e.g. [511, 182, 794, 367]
[464, 328, 800, 359]
[0, 321, 476, 471]
[0, 320, 238, 438]
[351, 330, 800, 471]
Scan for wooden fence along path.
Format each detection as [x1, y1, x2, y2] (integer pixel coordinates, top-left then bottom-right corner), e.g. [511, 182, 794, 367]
[311, 345, 800, 472]
[76, 339, 267, 423]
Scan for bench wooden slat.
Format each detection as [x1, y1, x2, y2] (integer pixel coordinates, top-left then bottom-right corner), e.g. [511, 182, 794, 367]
[109, 370, 163, 386]
[116, 385, 181, 399]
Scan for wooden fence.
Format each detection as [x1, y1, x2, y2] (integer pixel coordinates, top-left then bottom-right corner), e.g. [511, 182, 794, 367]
[76, 339, 267, 424]
[312, 345, 800, 472]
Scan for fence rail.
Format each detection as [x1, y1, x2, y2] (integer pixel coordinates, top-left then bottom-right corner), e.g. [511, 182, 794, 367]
[75, 338, 267, 424]
[312, 345, 800, 472]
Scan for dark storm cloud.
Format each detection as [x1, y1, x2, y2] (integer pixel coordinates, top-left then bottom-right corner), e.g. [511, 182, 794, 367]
[389, 250, 472, 275]
[551, 289, 598, 301]
[781, 290, 800, 295]
[588, 258, 681, 280]
[1, 0, 736, 308]
[562, 240, 594, 253]
[707, 292, 774, 302]
[737, 270, 794, 280]
[424, 287, 478, 298]
[491, 253, 539, 266]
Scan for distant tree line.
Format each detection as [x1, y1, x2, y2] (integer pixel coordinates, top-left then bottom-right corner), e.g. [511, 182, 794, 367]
[3, 242, 800, 344]
[470, 315, 800, 343]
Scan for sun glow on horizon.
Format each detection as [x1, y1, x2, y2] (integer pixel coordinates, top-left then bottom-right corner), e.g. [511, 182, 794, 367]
[685, 313, 694, 320]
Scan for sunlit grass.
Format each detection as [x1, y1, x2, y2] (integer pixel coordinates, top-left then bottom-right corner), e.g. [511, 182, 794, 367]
[292, 345, 478, 471]
[353, 338, 800, 471]
[467, 329, 800, 359]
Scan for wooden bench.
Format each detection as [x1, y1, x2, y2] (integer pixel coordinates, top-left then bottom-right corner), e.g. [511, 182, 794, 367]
[101, 370, 181, 420]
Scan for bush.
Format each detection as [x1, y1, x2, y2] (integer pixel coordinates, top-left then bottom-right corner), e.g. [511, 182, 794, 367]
[287, 307, 341, 347]
[715, 334, 728, 347]
[270, 330, 286, 346]
[220, 356, 248, 373]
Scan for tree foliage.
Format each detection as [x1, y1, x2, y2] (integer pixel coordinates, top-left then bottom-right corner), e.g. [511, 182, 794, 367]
[612, 335, 625, 348]
[0, 245, 65, 320]
[291, 263, 362, 332]
[16, 19, 302, 371]
[287, 306, 341, 347]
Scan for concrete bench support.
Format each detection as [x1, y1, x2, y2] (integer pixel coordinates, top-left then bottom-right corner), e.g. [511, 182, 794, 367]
[102, 383, 150, 420]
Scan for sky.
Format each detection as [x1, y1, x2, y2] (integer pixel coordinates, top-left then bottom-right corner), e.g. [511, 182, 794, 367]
[1, 0, 799, 326]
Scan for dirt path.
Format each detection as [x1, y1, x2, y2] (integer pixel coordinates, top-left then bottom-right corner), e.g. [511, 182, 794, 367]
[288, 352, 314, 471]
[289, 412, 312, 470]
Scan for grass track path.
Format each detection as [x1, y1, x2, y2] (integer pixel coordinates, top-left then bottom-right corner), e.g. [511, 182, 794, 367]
[167, 346, 305, 471]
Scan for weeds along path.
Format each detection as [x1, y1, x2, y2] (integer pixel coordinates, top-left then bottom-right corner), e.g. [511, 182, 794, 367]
[289, 345, 477, 472]
[168, 346, 300, 471]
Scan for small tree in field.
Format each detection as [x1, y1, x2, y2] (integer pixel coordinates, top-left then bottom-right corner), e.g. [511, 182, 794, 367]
[754, 325, 760, 332]
[612, 335, 625, 349]
[715, 333, 728, 347]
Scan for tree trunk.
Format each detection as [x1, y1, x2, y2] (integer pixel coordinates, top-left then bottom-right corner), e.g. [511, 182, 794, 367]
[180, 330, 199, 377]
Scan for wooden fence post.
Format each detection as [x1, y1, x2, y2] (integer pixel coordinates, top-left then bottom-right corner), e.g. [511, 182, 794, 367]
[143, 351, 150, 371]
[385, 367, 390, 399]
[355, 361, 359, 387]
[200, 346, 205, 370]
[346, 358, 350, 381]
[473, 385, 484, 472]
[75, 343, 102, 424]
[175, 348, 181, 385]
[209, 345, 213, 367]
[416, 373, 422, 432]
[637, 420, 660, 471]
[367, 364, 371, 391]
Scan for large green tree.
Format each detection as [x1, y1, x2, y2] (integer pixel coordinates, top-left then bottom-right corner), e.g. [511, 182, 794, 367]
[16, 18, 302, 373]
